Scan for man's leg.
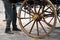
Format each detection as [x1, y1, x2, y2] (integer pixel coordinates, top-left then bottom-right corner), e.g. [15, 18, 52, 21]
[12, 4, 17, 29]
[5, 14, 11, 33]
[3, 0, 14, 34]
[12, 4, 21, 31]
[5, 15, 14, 34]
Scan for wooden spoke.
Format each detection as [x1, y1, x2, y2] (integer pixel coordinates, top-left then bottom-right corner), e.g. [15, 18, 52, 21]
[18, 17, 31, 19]
[26, 2, 34, 13]
[27, 8, 34, 16]
[36, 22, 39, 36]
[29, 21, 35, 34]
[26, 4, 34, 13]
[28, 7, 34, 13]
[57, 16, 60, 23]
[34, 3, 36, 13]
[34, 7, 36, 13]
[42, 6, 45, 13]
[49, 17, 54, 23]
[42, 19, 53, 27]
[24, 11, 26, 18]
[22, 9, 28, 13]
[45, 6, 51, 11]
[22, 9, 33, 16]
[38, 6, 41, 13]
[39, 21, 47, 34]
[23, 20, 33, 28]
[44, 10, 52, 13]
[27, 8, 34, 13]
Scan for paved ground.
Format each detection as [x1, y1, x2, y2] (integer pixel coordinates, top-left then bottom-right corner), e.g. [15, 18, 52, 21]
[0, 1, 60, 40]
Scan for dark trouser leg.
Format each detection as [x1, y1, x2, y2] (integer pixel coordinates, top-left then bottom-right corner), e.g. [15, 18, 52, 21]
[12, 4, 21, 31]
[5, 13, 11, 31]
[3, 0, 13, 31]
[6, 20, 11, 31]
[12, 4, 17, 29]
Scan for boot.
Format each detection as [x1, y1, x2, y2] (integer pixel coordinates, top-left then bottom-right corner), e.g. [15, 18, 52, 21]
[12, 25, 21, 31]
[5, 28, 14, 34]
[5, 20, 14, 34]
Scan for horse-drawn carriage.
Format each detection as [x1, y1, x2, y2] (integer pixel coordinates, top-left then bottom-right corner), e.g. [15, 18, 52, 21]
[17, 0, 60, 39]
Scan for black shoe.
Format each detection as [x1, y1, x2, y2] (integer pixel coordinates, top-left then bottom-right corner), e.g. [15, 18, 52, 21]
[5, 28, 14, 34]
[13, 28, 21, 31]
[5, 31, 14, 34]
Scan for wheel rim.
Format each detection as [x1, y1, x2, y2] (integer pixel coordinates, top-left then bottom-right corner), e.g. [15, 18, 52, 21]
[18, 0, 57, 38]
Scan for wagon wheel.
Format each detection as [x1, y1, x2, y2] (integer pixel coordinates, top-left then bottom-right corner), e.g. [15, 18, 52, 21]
[18, 0, 57, 38]
[56, 5, 60, 23]
[53, 4, 60, 23]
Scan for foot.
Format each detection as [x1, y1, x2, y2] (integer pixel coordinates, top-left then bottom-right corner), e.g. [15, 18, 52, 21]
[5, 28, 14, 34]
[5, 31, 14, 34]
[13, 28, 21, 31]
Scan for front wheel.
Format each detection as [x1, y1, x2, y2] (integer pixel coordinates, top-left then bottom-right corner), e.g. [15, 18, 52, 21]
[18, 0, 57, 39]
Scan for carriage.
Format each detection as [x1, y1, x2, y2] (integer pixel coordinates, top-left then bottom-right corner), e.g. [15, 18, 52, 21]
[17, 0, 60, 39]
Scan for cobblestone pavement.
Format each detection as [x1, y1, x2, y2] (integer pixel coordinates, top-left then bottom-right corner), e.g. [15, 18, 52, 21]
[0, 1, 60, 40]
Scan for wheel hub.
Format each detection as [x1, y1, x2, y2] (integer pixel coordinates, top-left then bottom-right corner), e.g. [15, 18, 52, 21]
[32, 13, 43, 21]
